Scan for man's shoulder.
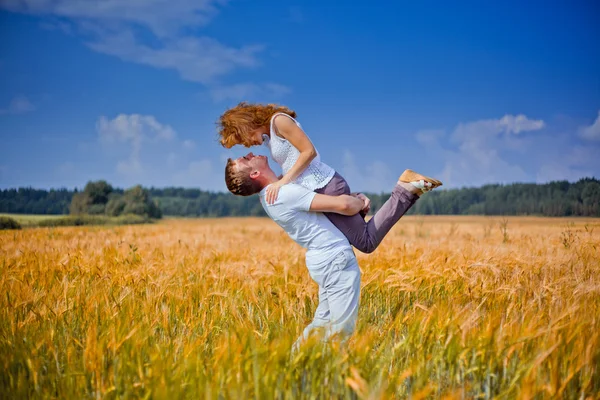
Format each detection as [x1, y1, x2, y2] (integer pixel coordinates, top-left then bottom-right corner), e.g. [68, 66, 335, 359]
[259, 183, 303, 200]
[260, 184, 314, 214]
[262, 183, 306, 201]
[281, 183, 310, 195]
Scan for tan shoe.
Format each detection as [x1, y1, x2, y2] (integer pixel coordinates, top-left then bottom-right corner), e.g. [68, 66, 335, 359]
[399, 169, 443, 192]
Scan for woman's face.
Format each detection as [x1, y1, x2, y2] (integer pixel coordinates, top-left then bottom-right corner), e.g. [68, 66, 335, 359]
[248, 126, 268, 146]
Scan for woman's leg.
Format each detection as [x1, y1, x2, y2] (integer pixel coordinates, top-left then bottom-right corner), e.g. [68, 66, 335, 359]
[316, 173, 419, 253]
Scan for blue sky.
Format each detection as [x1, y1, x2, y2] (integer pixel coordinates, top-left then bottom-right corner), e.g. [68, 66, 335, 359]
[0, 0, 599, 192]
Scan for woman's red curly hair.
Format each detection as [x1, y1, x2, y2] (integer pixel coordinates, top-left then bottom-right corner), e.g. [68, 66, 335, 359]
[217, 102, 297, 148]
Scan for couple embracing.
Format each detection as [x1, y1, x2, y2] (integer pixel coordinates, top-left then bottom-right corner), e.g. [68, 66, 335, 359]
[218, 103, 442, 352]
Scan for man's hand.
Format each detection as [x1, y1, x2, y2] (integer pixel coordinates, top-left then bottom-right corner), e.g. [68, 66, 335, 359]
[353, 193, 371, 214]
[310, 193, 365, 216]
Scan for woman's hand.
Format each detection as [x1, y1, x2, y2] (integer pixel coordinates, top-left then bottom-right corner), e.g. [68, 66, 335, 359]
[353, 193, 371, 214]
[265, 180, 286, 204]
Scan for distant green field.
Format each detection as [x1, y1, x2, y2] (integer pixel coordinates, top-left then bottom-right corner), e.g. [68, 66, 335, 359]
[0, 213, 153, 228]
[0, 213, 64, 226]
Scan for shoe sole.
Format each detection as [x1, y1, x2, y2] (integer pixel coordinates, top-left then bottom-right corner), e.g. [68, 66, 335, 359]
[399, 169, 443, 188]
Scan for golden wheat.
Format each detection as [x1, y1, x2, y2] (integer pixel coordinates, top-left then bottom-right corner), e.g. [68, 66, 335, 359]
[1, 216, 599, 399]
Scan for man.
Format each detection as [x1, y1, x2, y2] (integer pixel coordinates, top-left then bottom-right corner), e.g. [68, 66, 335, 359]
[224, 152, 441, 352]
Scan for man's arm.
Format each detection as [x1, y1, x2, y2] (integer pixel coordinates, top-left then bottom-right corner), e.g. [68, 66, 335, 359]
[309, 193, 364, 216]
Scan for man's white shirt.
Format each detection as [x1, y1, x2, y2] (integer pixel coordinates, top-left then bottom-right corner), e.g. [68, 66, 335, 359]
[259, 184, 351, 267]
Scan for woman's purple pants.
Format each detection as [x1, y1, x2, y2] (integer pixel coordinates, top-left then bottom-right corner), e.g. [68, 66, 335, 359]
[315, 173, 418, 253]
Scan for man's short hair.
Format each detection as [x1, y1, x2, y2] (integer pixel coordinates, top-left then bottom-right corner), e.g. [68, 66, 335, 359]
[224, 158, 262, 196]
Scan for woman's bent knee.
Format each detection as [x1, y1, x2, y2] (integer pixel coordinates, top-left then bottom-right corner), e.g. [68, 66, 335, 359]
[352, 240, 377, 254]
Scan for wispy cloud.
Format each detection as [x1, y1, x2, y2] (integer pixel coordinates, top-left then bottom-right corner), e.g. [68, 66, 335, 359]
[579, 110, 600, 141]
[416, 114, 545, 187]
[92, 113, 226, 190]
[1, 0, 224, 37]
[0, 95, 36, 115]
[416, 112, 600, 186]
[97, 114, 176, 176]
[1, 0, 287, 92]
[452, 114, 545, 142]
[87, 32, 263, 85]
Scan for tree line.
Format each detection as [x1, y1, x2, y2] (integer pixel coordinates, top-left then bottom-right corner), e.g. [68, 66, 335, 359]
[0, 181, 162, 218]
[1, 178, 599, 217]
[70, 181, 162, 219]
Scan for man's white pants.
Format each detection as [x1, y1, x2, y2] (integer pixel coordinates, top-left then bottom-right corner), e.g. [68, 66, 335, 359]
[292, 248, 361, 353]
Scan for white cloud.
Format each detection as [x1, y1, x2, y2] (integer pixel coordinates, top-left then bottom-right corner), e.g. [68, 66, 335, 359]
[415, 112, 600, 187]
[447, 114, 544, 186]
[416, 114, 545, 187]
[452, 114, 544, 141]
[341, 150, 395, 193]
[91, 113, 226, 190]
[579, 111, 600, 141]
[97, 114, 175, 142]
[499, 114, 545, 134]
[0, 95, 36, 115]
[0, 0, 286, 90]
[87, 32, 263, 85]
[209, 82, 291, 102]
[97, 114, 176, 176]
[1, 0, 224, 37]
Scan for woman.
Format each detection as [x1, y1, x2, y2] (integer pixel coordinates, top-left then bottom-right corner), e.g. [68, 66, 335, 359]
[217, 102, 442, 253]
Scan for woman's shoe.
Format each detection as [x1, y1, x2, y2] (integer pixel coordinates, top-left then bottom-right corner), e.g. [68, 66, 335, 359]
[399, 169, 443, 193]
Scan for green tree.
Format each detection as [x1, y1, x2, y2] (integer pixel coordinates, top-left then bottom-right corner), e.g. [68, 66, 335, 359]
[69, 180, 114, 215]
[85, 180, 114, 205]
[582, 181, 600, 216]
[0, 216, 21, 230]
[105, 194, 127, 217]
[69, 192, 90, 215]
[123, 185, 162, 218]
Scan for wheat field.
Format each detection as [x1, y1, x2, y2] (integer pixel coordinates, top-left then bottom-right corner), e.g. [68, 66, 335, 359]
[1, 216, 599, 399]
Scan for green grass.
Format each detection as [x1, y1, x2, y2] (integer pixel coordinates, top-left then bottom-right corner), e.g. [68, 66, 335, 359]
[0, 213, 64, 226]
[0, 213, 154, 227]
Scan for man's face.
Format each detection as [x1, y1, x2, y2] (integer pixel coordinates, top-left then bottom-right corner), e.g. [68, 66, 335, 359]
[235, 152, 268, 173]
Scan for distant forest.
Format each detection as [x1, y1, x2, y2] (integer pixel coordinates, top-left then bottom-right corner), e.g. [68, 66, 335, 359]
[1, 178, 599, 217]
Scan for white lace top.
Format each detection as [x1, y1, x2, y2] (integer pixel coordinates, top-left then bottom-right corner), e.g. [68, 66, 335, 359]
[263, 113, 335, 191]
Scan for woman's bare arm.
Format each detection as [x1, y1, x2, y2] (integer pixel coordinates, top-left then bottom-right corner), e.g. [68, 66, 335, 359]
[265, 115, 317, 204]
[272, 114, 317, 184]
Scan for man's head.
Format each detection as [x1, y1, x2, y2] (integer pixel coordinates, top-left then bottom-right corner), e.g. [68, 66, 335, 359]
[224, 152, 272, 196]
